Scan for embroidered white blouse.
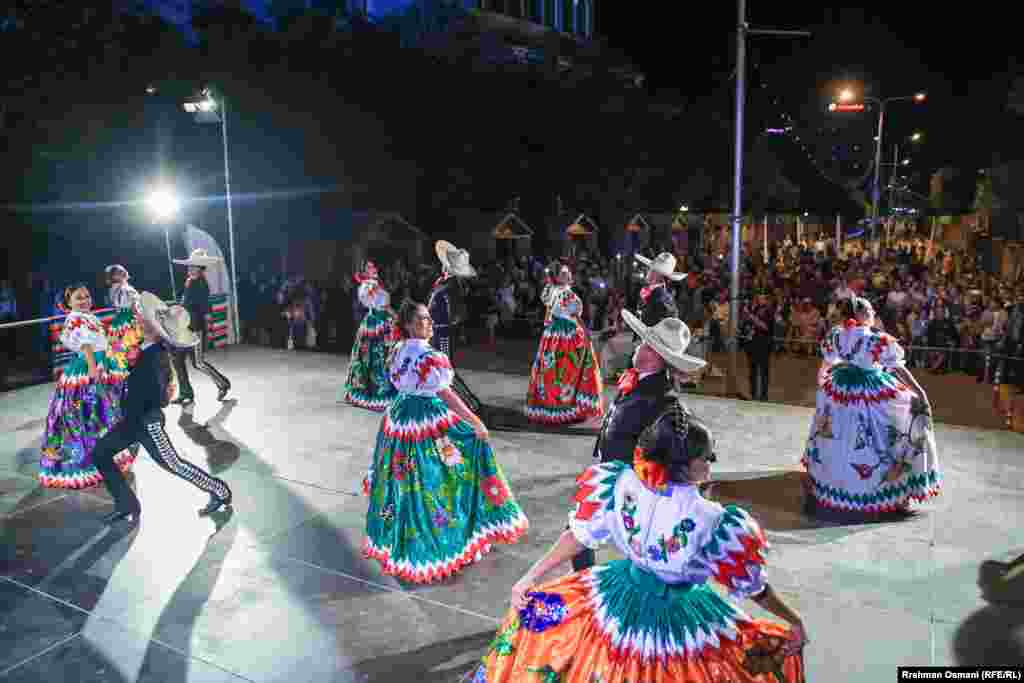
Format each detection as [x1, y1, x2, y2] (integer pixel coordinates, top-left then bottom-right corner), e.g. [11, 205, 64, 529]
[109, 282, 140, 311]
[542, 284, 581, 320]
[388, 338, 454, 396]
[357, 280, 391, 310]
[570, 462, 768, 599]
[60, 312, 109, 353]
[820, 323, 905, 370]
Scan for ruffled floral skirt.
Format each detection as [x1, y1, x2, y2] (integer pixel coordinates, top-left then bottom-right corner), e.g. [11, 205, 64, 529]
[526, 316, 604, 424]
[40, 352, 136, 489]
[363, 393, 528, 583]
[803, 363, 942, 515]
[474, 560, 805, 683]
[343, 309, 399, 411]
[108, 307, 142, 368]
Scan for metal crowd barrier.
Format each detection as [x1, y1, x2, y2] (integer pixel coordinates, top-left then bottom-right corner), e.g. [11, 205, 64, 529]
[0, 295, 232, 385]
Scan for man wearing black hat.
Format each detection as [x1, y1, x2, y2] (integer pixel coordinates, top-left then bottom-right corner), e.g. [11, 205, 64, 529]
[571, 310, 706, 571]
[92, 292, 232, 525]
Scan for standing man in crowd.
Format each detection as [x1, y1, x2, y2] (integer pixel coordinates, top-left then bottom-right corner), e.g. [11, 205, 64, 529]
[745, 293, 776, 401]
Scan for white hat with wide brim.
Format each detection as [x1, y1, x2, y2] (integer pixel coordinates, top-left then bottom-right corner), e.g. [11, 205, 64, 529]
[635, 252, 686, 281]
[173, 248, 223, 268]
[138, 292, 199, 348]
[622, 309, 707, 372]
[435, 240, 477, 278]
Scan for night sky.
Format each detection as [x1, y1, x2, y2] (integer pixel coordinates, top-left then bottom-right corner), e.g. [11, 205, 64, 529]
[602, 3, 1020, 186]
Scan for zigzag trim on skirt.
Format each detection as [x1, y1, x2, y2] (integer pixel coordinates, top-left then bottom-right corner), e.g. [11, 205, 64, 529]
[38, 449, 136, 489]
[581, 567, 750, 663]
[344, 388, 394, 412]
[363, 512, 529, 584]
[358, 311, 397, 339]
[804, 466, 942, 513]
[382, 407, 461, 440]
[525, 393, 602, 424]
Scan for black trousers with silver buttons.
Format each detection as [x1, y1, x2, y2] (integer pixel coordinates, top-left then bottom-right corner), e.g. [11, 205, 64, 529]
[93, 409, 231, 515]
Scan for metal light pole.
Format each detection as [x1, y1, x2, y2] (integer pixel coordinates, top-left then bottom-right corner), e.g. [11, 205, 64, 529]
[725, 0, 810, 398]
[146, 187, 181, 300]
[834, 91, 925, 257]
[184, 88, 241, 344]
[870, 100, 886, 256]
[220, 95, 241, 344]
[164, 224, 177, 301]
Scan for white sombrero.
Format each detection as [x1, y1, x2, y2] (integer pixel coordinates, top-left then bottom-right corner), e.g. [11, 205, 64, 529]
[635, 252, 686, 282]
[105, 264, 131, 279]
[138, 292, 199, 348]
[622, 309, 707, 372]
[173, 248, 223, 268]
[435, 240, 477, 278]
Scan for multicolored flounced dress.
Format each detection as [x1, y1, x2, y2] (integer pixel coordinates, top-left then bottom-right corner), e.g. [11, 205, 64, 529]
[40, 311, 136, 489]
[525, 285, 604, 424]
[473, 461, 805, 683]
[107, 281, 142, 368]
[363, 338, 529, 583]
[343, 279, 399, 411]
[803, 321, 942, 515]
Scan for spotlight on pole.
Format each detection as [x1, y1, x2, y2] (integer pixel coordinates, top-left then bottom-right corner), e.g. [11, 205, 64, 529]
[146, 187, 181, 222]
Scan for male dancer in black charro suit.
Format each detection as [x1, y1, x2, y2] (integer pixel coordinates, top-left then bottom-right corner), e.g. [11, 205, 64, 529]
[170, 249, 231, 406]
[429, 240, 484, 415]
[92, 292, 232, 526]
[570, 310, 707, 571]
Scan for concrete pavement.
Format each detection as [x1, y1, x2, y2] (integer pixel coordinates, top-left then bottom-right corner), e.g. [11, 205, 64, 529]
[1, 345, 1023, 682]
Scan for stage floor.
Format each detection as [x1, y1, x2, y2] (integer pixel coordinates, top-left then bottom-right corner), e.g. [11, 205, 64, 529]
[2, 345, 1023, 681]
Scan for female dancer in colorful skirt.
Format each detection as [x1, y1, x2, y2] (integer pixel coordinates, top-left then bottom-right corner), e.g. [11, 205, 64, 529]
[104, 264, 142, 368]
[363, 300, 528, 583]
[40, 284, 136, 489]
[803, 296, 941, 516]
[525, 263, 604, 424]
[473, 402, 807, 683]
[343, 260, 399, 411]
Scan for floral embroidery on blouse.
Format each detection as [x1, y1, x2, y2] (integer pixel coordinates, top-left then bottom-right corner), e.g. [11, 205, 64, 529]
[647, 518, 697, 562]
[414, 351, 452, 388]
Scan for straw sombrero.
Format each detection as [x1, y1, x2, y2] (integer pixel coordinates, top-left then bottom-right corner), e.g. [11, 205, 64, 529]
[173, 248, 223, 268]
[138, 292, 199, 348]
[435, 240, 477, 278]
[635, 252, 686, 282]
[622, 309, 706, 372]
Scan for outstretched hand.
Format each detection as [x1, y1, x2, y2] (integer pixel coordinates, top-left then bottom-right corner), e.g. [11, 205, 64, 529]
[510, 577, 533, 611]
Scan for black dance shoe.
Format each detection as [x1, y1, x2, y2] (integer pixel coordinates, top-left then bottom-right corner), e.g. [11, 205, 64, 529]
[102, 510, 139, 526]
[198, 493, 232, 517]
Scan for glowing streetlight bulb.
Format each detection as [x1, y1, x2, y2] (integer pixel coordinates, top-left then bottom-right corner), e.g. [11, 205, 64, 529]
[839, 89, 855, 102]
[914, 92, 926, 102]
[680, 205, 689, 212]
[910, 132, 923, 142]
[147, 188, 180, 221]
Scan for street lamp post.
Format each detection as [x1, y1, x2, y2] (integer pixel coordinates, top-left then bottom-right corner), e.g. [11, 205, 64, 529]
[146, 187, 181, 301]
[833, 90, 925, 256]
[725, 0, 810, 397]
[184, 87, 241, 344]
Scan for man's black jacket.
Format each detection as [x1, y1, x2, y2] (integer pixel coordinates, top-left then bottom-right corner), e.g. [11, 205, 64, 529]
[124, 342, 173, 424]
[639, 284, 678, 328]
[182, 276, 211, 333]
[594, 370, 673, 464]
